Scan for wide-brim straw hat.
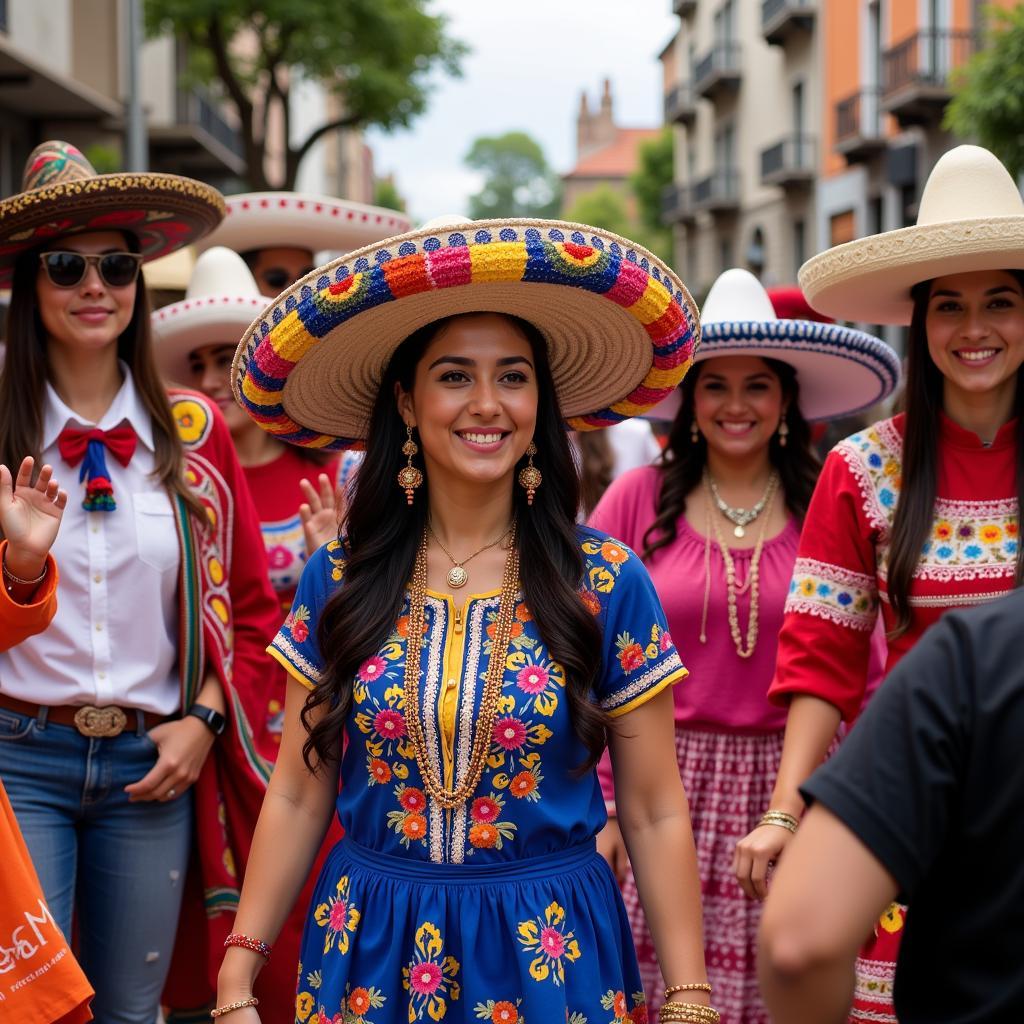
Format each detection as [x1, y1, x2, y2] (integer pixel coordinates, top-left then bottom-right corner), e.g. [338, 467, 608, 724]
[0, 141, 224, 289]
[800, 145, 1024, 324]
[231, 217, 701, 450]
[667, 268, 900, 421]
[197, 192, 413, 258]
[152, 247, 267, 384]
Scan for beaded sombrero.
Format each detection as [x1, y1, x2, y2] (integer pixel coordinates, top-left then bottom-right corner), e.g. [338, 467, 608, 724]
[231, 217, 701, 449]
[0, 141, 224, 289]
[697, 269, 900, 420]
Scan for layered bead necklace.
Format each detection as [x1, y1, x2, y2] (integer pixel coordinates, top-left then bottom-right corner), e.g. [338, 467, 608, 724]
[402, 521, 520, 810]
[699, 470, 780, 659]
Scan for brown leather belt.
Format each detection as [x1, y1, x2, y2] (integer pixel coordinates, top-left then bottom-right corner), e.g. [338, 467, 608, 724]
[0, 694, 168, 737]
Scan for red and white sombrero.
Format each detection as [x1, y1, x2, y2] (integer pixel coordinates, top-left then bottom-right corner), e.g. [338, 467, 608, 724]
[196, 192, 413, 258]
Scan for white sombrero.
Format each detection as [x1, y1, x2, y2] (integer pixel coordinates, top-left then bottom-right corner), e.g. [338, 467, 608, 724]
[197, 192, 414, 257]
[152, 247, 267, 384]
[646, 269, 900, 422]
[800, 145, 1024, 325]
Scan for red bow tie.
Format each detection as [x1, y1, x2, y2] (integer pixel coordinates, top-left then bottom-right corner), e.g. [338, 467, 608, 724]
[57, 424, 137, 468]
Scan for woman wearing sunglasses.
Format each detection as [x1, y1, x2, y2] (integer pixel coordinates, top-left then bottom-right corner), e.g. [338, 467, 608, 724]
[0, 141, 284, 1023]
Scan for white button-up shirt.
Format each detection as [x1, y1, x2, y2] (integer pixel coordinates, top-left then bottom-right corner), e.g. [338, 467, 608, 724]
[0, 367, 182, 714]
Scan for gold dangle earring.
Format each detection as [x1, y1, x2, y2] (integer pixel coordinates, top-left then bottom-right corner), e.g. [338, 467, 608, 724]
[691, 420, 700, 444]
[397, 425, 423, 504]
[518, 442, 542, 506]
[777, 418, 789, 448]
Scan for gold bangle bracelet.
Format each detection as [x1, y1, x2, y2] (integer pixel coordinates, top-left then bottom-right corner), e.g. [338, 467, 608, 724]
[664, 982, 713, 997]
[758, 810, 799, 834]
[658, 1003, 721, 1024]
[210, 997, 258, 1019]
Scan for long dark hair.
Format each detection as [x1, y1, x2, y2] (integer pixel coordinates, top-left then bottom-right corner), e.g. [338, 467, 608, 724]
[303, 314, 608, 772]
[577, 429, 615, 517]
[0, 237, 203, 519]
[641, 358, 820, 561]
[887, 272, 1024, 636]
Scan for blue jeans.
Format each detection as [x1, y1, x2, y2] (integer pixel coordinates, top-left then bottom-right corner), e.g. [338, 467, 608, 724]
[0, 706, 192, 1024]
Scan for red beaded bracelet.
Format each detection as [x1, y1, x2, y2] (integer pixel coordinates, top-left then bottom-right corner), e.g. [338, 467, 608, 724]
[224, 933, 272, 959]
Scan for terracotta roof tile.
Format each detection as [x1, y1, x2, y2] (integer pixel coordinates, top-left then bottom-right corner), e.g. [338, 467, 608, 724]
[564, 128, 661, 180]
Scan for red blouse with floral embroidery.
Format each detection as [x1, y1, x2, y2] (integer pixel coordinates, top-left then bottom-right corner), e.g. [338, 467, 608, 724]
[770, 412, 1018, 721]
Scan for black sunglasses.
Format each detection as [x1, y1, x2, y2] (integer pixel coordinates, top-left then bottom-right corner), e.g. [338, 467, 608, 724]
[38, 251, 144, 289]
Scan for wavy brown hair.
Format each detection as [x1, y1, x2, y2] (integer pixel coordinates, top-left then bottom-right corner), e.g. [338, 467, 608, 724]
[886, 273, 1024, 636]
[302, 314, 610, 773]
[0, 237, 203, 519]
[641, 358, 821, 561]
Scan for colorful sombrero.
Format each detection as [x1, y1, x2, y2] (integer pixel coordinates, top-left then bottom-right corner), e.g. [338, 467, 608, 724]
[153, 247, 267, 384]
[231, 217, 700, 449]
[800, 145, 1024, 325]
[695, 269, 900, 420]
[197, 192, 413, 259]
[0, 141, 224, 290]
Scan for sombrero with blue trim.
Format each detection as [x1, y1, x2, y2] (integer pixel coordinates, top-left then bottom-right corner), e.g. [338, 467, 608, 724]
[230, 217, 701, 449]
[692, 269, 900, 421]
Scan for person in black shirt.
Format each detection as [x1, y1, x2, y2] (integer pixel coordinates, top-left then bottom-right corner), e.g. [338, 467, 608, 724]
[757, 587, 1024, 1023]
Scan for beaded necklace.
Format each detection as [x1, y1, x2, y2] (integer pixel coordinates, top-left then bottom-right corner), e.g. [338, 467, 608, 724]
[402, 522, 520, 810]
[700, 471, 779, 659]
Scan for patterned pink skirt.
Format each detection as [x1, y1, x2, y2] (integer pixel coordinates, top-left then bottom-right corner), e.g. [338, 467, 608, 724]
[621, 726, 783, 1024]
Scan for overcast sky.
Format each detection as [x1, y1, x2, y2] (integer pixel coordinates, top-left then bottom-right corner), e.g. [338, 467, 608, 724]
[366, 0, 677, 222]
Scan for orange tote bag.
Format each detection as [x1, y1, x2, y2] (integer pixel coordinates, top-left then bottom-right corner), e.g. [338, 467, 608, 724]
[0, 781, 93, 1023]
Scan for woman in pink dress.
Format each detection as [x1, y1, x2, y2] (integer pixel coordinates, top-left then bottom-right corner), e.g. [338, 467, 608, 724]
[593, 269, 899, 1022]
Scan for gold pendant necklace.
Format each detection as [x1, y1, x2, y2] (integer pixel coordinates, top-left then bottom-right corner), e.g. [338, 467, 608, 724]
[428, 521, 513, 589]
[403, 522, 520, 810]
[708, 472, 778, 538]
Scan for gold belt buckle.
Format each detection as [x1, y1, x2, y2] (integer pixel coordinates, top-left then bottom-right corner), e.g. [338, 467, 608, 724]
[73, 705, 128, 738]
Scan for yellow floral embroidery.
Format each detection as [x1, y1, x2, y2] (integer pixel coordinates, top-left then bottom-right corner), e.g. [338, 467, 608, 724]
[313, 875, 361, 956]
[402, 922, 461, 1021]
[517, 901, 581, 985]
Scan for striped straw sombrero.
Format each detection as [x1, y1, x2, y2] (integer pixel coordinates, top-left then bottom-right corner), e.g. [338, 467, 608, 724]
[231, 217, 701, 449]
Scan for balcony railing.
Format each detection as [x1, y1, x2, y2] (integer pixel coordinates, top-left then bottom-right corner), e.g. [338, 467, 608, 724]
[882, 29, 978, 124]
[178, 87, 245, 162]
[692, 168, 740, 213]
[761, 0, 816, 47]
[661, 183, 694, 224]
[834, 89, 885, 163]
[674, 0, 696, 17]
[694, 43, 742, 101]
[664, 83, 697, 126]
[760, 134, 816, 187]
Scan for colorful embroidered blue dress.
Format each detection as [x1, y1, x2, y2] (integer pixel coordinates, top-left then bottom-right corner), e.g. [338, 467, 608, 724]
[269, 526, 686, 1024]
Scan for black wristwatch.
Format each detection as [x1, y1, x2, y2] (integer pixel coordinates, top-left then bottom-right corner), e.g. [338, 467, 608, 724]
[187, 703, 227, 736]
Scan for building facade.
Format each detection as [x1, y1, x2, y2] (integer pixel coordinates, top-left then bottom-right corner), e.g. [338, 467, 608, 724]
[662, 0, 1014, 313]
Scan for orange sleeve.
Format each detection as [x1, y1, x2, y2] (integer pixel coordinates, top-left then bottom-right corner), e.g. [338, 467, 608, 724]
[768, 446, 882, 722]
[0, 541, 58, 653]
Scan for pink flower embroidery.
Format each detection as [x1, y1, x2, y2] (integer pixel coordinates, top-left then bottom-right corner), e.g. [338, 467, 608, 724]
[659, 631, 673, 652]
[409, 960, 442, 994]
[373, 708, 406, 740]
[357, 656, 387, 683]
[328, 899, 350, 932]
[516, 665, 548, 694]
[470, 796, 500, 823]
[540, 926, 566, 958]
[492, 716, 527, 751]
[266, 545, 294, 570]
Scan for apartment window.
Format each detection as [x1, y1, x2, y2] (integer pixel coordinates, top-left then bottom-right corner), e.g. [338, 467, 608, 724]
[0, 0, 8, 33]
[747, 226, 766, 276]
[792, 219, 805, 278]
[868, 196, 884, 236]
[830, 210, 856, 247]
[714, 0, 735, 44]
[715, 123, 736, 170]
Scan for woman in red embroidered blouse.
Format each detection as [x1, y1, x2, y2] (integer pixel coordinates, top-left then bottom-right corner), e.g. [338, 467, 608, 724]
[735, 145, 1024, 1023]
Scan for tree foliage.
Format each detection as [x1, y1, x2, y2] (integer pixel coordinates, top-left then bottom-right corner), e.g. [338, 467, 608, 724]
[145, 0, 466, 190]
[944, 5, 1024, 179]
[374, 177, 406, 212]
[464, 132, 562, 219]
[630, 127, 674, 236]
[564, 184, 671, 263]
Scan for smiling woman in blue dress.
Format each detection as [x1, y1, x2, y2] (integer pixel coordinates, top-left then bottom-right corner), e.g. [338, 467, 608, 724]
[214, 218, 719, 1024]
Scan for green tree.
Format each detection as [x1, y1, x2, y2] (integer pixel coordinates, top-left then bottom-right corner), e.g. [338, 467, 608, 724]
[565, 185, 671, 262]
[145, 0, 466, 190]
[464, 132, 562, 219]
[944, 5, 1024, 179]
[630, 127, 673, 255]
[374, 176, 406, 213]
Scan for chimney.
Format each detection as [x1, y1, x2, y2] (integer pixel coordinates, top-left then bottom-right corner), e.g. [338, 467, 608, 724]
[576, 91, 591, 158]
